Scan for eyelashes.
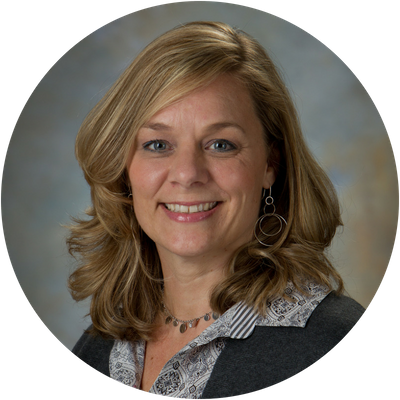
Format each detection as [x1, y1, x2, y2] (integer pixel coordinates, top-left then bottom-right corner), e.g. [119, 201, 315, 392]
[143, 140, 171, 152]
[207, 139, 237, 152]
[143, 139, 237, 153]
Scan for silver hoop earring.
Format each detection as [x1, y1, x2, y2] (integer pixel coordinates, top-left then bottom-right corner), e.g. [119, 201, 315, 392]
[254, 187, 287, 247]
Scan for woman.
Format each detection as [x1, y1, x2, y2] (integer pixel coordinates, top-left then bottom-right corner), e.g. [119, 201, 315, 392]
[69, 21, 364, 397]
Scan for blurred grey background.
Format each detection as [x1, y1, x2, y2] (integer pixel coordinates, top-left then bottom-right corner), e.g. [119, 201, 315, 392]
[2, 2, 397, 350]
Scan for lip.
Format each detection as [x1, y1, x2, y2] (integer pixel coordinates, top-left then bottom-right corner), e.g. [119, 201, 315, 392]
[161, 201, 220, 222]
[163, 201, 216, 206]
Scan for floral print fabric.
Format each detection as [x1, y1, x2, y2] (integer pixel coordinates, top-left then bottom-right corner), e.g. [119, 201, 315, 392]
[109, 282, 330, 397]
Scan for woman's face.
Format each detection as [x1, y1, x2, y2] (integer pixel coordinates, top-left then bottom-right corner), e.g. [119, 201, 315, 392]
[128, 74, 275, 262]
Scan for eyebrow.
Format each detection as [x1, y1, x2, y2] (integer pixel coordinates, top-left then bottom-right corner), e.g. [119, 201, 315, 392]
[205, 122, 245, 134]
[142, 121, 245, 134]
[142, 122, 173, 131]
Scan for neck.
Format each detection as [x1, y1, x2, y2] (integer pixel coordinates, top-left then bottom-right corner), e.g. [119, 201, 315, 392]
[158, 249, 229, 320]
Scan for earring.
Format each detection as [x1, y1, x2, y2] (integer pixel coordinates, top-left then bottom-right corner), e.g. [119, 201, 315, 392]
[254, 187, 287, 247]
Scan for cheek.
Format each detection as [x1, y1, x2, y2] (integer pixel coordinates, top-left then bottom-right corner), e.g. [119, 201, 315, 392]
[215, 159, 264, 198]
[128, 159, 165, 198]
[213, 167, 262, 225]
[128, 160, 163, 232]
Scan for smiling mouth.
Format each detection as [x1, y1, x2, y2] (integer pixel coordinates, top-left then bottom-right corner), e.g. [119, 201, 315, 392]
[164, 202, 218, 214]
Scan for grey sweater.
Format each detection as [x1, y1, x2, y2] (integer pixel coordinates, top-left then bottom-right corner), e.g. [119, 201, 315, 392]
[72, 293, 364, 397]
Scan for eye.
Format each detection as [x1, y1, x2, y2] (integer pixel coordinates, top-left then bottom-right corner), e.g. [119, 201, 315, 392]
[207, 139, 237, 152]
[143, 140, 171, 152]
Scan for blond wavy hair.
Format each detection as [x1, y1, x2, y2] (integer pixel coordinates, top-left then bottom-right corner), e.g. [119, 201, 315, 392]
[67, 21, 343, 340]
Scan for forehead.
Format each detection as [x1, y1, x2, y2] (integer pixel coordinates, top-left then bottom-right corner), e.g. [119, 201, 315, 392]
[145, 75, 258, 127]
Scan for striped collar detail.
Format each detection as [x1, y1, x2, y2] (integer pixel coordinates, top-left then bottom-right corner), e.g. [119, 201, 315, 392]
[228, 281, 331, 339]
[229, 302, 260, 339]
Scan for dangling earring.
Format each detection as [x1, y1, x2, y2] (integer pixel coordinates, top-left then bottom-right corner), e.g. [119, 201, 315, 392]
[254, 187, 287, 247]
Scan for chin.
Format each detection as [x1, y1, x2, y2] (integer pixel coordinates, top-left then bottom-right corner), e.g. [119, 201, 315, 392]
[157, 236, 218, 259]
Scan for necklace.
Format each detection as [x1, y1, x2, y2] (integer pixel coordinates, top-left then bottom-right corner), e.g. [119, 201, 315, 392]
[162, 302, 220, 333]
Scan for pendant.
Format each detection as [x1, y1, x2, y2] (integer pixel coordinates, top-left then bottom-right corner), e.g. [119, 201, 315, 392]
[189, 319, 198, 328]
[165, 316, 172, 324]
[180, 323, 187, 333]
[173, 320, 179, 327]
[204, 313, 210, 322]
[212, 312, 220, 320]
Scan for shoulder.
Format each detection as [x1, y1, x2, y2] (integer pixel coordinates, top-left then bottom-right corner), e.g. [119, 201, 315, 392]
[203, 293, 365, 397]
[72, 327, 115, 377]
[305, 292, 365, 337]
[254, 292, 365, 347]
[235, 292, 364, 351]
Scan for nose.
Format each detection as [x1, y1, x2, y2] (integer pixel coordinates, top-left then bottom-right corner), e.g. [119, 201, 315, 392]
[168, 145, 209, 188]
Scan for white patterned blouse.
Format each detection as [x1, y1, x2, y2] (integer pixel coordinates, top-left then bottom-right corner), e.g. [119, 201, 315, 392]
[109, 281, 330, 398]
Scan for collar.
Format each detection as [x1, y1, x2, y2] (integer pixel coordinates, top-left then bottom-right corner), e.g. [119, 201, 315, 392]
[228, 280, 331, 339]
[186, 281, 331, 349]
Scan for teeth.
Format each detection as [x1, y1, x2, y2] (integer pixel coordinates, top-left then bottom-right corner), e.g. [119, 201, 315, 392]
[165, 202, 217, 213]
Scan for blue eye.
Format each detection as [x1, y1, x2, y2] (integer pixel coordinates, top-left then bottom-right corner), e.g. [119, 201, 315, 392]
[143, 140, 169, 152]
[209, 140, 236, 152]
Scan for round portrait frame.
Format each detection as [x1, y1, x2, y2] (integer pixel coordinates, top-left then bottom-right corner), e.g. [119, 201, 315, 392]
[1, 2, 399, 388]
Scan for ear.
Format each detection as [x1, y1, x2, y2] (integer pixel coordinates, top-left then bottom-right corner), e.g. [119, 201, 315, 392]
[263, 163, 276, 190]
[263, 144, 279, 189]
